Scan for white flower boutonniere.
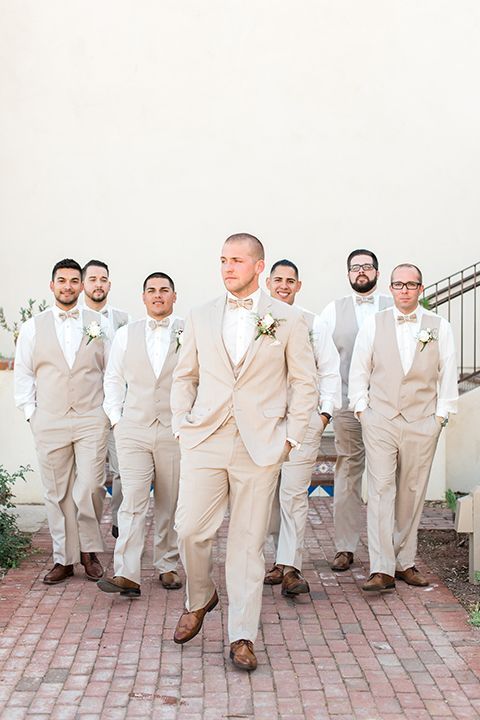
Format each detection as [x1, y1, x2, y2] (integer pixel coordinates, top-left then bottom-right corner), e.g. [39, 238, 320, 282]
[174, 328, 184, 353]
[417, 327, 438, 352]
[254, 312, 284, 341]
[84, 321, 106, 345]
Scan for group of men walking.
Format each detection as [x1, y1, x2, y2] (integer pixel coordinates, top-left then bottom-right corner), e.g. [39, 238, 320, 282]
[14, 234, 458, 672]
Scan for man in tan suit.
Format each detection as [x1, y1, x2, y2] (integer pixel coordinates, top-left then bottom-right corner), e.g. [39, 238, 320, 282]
[98, 272, 183, 596]
[320, 249, 392, 572]
[14, 258, 110, 584]
[171, 234, 318, 671]
[81, 259, 131, 539]
[264, 259, 341, 595]
[349, 263, 458, 591]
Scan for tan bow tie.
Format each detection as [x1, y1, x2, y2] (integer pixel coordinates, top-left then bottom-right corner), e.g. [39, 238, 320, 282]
[227, 297, 254, 311]
[149, 318, 170, 330]
[356, 295, 375, 305]
[397, 313, 417, 324]
[100, 308, 109, 317]
[58, 309, 80, 321]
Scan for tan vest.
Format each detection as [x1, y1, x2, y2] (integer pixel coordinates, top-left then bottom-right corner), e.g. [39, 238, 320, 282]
[369, 311, 441, 422]
[333, 295, 392, 408]
[33, 309, 105, 415]
[122, 318, 183, 427]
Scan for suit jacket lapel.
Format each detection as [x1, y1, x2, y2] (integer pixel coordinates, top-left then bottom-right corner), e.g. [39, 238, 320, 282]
[236, 291, 272, 380]
[210, 296, 234, 375]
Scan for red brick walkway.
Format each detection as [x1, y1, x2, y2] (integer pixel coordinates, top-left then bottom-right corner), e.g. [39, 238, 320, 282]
[0, 498, 479, 720]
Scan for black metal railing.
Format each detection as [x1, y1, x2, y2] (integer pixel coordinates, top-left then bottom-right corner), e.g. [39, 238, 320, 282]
[423, 262, 480, 387]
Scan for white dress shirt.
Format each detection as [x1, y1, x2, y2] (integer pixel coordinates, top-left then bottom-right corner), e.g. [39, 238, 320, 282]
[103, 314, 181, 426]
[297, 306, 341, 415]
[14, 305, 110, 420]
[79, 301, 132, 339]
[348, 305, 458, 419]
[319, 291, 389, 333]
[222, 288, 261, 364]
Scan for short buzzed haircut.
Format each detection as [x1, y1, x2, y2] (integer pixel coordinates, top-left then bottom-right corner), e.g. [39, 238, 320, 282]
[51, 258, 82, 281]
[143, 272, 175, 292]
[224, 233, 265, 260]
[270, 259, 299, 278]
[347, 248, 379, 270]
[390, 263, 423, 285]
[82, 259, 109, 280]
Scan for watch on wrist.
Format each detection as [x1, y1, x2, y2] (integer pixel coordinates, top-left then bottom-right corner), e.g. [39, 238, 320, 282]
[320, 412, 332, 424]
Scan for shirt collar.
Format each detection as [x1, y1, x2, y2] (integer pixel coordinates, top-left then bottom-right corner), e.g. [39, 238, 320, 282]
[392, 304, 422, 320]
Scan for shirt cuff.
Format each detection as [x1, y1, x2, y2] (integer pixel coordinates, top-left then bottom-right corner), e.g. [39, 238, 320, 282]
[320, 401, 334, 416]
[108, 410, 122, 427]
[353, 399, 368, 419]
[287, 437, 301, 449]
[24, 404, 36, 421]
[435, 405, 449, 421]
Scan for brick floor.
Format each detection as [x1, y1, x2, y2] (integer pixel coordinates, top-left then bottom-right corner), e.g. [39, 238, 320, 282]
[0, 498, 478, 719]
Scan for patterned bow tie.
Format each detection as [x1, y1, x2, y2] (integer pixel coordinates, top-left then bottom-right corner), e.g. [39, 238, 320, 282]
[227, 297, 254, 311]
[397, 313, 417, 324]
[58, 309, 80, 321]
[149, 318, 170, 330]
[356, 296, 375, 305]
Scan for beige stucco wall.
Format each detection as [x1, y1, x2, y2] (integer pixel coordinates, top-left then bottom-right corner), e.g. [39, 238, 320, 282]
[1, 2, 479, 358]
[446, 386, 480, 493]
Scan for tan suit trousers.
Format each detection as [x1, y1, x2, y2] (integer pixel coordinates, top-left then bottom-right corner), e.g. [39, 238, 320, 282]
[29, 406, 109, 565]
[107, 429, 122, 527]
[113, 418, 180, 584]
[361, 407, 442, 576]
[332, 409, 365, 553]
[175, 417, 284, 643]
[269, 410, 324, 570]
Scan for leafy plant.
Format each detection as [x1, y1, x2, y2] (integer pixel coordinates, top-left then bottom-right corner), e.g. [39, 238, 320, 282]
[0, 299, 48, 347]
[419, 297, 431, 309]
[0, 465, 32, 569]
[469, 603, 480, 628]
[445, 488, 457, 513]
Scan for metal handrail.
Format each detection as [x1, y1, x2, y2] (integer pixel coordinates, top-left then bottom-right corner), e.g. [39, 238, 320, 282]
[423, 262, 480, 385]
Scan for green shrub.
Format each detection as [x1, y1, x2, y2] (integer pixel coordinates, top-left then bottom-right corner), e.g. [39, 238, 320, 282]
[0, 465, 32, 569]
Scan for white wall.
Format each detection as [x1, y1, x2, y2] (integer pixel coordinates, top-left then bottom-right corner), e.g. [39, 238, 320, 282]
[447, 386, 480, 493]
[1, 1, 479, 356]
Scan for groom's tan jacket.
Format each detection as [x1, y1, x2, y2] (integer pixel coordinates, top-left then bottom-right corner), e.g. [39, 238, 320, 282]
[171, 291, 318, 467]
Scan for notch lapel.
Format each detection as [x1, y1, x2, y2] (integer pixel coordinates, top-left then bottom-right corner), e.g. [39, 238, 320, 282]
[236, 291, 272, 380]
[210, 296, 234, 375]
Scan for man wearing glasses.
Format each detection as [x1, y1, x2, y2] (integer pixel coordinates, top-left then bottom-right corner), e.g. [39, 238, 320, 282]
[320, 250, 392, 572]
[349, 264, 458, 591]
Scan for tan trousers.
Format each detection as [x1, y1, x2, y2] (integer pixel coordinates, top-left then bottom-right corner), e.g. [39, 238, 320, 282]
[361, 408, 442, 576]
[175, 417, 284, 643]
[30, 406, 109, 565]
[332, 409, 365, 553]
[113, 418, 180, 584]
[107, 430, 122, 527]
[269, 410, 324, 570]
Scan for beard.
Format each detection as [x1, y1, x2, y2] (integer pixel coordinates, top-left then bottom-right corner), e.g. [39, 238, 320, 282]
[350, 276, 377, 294]
[85, 290, 107, 304]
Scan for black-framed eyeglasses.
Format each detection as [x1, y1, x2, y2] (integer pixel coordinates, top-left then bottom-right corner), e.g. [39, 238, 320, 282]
[390, 281, 422, 290]
[348, 263, 376, 272]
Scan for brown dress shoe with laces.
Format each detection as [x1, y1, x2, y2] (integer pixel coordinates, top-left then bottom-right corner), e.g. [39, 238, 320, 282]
[159, 571, 182, 590]
[331, 551, 354, 572]
[362, 573, 395, 592]
[395, 566, 429, 587]
[80, 552, 104, 581]
[97, 575, 141, 597]
[43, 563, 74, 585]
[263, 564, 284, 585]
[230, 639, 257, 671]
[173, 591, 219, 644]
[281, 569, 310, 596]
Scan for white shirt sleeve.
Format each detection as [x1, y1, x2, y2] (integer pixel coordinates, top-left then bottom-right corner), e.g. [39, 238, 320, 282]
[347, 315, 376, 415]
[13, 318, 37, 420]
[318, 301, 336, 335]
[103, 326, 128, 426]
[311, 316, 341, 414]
[436, 318, 459, 418]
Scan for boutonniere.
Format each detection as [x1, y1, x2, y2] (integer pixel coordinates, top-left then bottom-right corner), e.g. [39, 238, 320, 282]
[417, 327, 438, 351]
[84, 321, 106, 345]
[254, 312, 284, 341]
[174, 327, 184, 352]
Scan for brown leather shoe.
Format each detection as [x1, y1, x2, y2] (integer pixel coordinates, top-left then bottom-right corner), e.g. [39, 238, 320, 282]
[43, 563, 74, 585]
[331, 551, 354, 572]
[80, 552, 104, 581]
[160, 571, 182, 590]
[362, 573, 395, 592]
[395, 566, 429, 587]
[230, 639, 257, 671]
[264, 564, 284, 585]
[281, 568, 310, 596]
[97, 575, 141, 597]
[173, 591, 219, 644]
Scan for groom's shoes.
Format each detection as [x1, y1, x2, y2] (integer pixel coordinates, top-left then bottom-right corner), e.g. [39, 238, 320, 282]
[173, 591, 219, 644]
[230, 639, 257, 671]
[97, 575, 141, 597]
[263, 564, 284, 585]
